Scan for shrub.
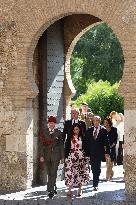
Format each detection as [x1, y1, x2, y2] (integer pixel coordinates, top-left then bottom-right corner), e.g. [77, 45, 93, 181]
[74, 80, 124, 121]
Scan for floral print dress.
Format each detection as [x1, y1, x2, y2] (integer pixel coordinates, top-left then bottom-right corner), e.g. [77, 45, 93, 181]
[65, 135, 90, 187]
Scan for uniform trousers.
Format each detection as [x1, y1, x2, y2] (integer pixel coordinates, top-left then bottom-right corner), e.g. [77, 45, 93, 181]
[46, 159, 60, 192]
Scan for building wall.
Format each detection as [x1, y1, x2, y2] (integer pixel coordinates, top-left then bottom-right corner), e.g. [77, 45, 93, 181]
[0, 0, 136, 194]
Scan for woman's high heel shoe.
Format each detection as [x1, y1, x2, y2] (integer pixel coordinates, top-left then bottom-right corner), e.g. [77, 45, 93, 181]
[67, 191, 72, 197]
[77, 190, 82, 197]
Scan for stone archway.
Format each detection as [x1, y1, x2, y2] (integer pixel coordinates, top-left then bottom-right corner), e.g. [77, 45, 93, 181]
[64, 18, 124, 118]
[1, 0, 136, 194]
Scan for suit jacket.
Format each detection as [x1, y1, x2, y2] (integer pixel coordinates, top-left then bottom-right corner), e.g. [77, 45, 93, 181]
[86, 125, 110, 160]
[107, 127, 118, 146]
[107, 127, 118, 161]
[63, 119, 86, 142]
[39, 128, 64, 162]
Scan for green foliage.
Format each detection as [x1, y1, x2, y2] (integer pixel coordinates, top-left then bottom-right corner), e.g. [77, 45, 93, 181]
[70, 23, 124, 99]
[70, 54, 87, 96]
[75, 80, 124, 121]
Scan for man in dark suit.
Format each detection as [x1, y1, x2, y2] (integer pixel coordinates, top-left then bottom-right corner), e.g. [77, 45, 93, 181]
[39, 116, 64, 198]
[86, 115, 110, 191]
[63, 108, 86, 143]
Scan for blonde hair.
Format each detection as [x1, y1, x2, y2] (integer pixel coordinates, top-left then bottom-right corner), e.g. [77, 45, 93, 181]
[110, 111, 117, 118]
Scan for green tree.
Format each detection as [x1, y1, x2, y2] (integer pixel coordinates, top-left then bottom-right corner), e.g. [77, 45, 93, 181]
[70, 23, 124, 99]
[70, 54, 88, 96]
[75, 80, 124, 121]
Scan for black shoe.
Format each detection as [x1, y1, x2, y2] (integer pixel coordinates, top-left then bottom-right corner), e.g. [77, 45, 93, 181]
[114, 161, 117, 166]
[54, 190, 57, 194]
[93, 187, 98, 191]
[117, 162, 123, 165]
[48, 191, 54, 199]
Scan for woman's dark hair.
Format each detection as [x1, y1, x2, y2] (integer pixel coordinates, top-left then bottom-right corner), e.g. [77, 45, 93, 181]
[70, 123, 83, 139]
[104, 117, 113, 127]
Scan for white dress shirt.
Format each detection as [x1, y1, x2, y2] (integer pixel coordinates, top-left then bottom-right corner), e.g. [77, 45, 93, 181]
[49, 128, 54, 134]
[72, 119, 79, 125]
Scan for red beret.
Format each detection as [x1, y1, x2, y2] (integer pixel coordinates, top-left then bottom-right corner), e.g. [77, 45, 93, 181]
[48, 116, 57, 123]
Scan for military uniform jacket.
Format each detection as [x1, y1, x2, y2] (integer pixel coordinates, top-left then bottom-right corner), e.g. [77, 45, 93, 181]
[79, 112, 94, 128]
[39, 128, 64, 162]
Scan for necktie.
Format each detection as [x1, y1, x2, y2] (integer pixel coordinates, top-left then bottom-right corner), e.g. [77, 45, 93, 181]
[93, 127, 98, 140]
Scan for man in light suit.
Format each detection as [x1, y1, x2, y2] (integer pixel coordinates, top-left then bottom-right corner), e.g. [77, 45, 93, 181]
[39, 116, 64, 198]
[86, 115, 110, 191]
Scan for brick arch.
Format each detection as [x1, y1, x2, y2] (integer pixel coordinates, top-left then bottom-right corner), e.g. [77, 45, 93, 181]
[2, 0, 136, 194]
[8, 0, 135, 101]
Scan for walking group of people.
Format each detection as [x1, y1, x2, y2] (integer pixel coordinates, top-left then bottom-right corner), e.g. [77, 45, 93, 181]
[39, 102, 124, 199]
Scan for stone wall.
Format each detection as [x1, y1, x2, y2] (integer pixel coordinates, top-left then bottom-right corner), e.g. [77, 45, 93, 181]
[0, 21, 31, 191]
[0, 0, 136, 194]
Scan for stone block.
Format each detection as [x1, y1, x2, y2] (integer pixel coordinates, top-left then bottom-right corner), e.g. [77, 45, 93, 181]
[6, 135, 19, 152]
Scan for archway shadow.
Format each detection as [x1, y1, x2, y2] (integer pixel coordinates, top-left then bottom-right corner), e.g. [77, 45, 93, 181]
[1, 178, 135, 204]
[0, 164, 136, 204]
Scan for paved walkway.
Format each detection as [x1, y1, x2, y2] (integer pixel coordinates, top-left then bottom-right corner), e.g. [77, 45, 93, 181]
[0, 164, 136, 205]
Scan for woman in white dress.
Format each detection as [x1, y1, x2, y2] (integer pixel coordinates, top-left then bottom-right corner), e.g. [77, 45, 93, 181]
[116, 113, 124, 165]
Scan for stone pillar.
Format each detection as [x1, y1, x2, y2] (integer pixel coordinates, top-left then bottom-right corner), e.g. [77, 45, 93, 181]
[119, 53, 136, 194]
[0, 95, 34, 192]
[124, 104, 136, 194]
[0, 21, 34, 192]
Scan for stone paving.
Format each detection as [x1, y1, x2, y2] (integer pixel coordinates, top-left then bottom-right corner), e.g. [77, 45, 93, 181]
[0, 163, 136, 205]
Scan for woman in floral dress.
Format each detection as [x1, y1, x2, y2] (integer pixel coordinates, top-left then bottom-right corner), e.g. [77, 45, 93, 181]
[64, 123, 90, 197]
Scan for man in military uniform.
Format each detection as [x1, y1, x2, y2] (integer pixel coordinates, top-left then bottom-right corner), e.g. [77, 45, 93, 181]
[39, 116, 64, 199]
[79, 102, 94, 128]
